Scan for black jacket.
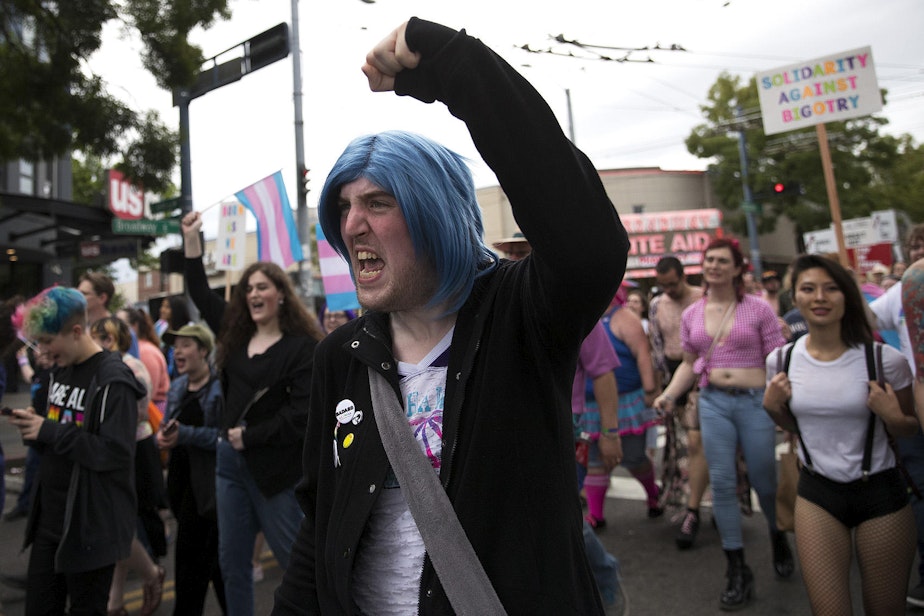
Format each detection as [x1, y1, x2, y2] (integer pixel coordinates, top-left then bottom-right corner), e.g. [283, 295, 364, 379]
[185, 256, 316, 497]
[24, 350, 145, 573]
[273, 17, 628, 616]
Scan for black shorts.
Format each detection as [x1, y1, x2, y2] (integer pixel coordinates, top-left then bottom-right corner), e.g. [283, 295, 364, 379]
[665, 358, 691, 407]
[797, 466, 909, 528]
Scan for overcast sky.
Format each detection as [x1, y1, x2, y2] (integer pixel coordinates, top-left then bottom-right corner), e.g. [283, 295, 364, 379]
[91, 0, 924, 275]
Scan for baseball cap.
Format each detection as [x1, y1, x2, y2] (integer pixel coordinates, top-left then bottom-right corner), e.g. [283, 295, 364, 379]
[162, 323, 214, 354]
[761, 270, 781, 281]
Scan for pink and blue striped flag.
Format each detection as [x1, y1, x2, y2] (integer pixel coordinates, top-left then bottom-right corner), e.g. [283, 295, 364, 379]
[235, 171, 303, 268]
[316, 223, 360, 311]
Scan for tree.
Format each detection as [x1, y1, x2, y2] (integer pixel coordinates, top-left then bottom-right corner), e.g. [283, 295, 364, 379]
[686, 72, 924, 238]
[71, 153, 108, 207]
[1, 1, 231, 193]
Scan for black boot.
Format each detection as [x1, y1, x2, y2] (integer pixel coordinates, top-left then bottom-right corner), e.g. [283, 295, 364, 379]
[771, 529, 794, 578]
[720, 549, 754, 611]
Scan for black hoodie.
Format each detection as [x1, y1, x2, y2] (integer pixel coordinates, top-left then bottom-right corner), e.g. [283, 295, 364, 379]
[24, 349, 145, 573]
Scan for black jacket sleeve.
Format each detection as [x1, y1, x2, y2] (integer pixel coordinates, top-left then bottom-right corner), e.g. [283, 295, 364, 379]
[184, 256, 226, 335]
[398, 17, 628, 341]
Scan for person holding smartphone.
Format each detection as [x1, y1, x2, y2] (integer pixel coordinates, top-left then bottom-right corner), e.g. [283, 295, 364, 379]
[7, 287, 144, 615]
[158, 323, 226, 614]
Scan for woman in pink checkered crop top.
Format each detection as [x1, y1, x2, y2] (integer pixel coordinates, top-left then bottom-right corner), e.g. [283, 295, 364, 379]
[653, 237, 790, 611]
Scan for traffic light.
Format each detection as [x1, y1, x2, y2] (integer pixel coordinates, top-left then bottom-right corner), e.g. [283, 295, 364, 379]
[753, 181, 803, 200]
[772, 182, 803, 197]
[300, 166, 310, 196]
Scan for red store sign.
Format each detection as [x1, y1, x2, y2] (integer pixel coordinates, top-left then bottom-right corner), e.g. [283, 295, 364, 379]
[621, 209, 724, 279]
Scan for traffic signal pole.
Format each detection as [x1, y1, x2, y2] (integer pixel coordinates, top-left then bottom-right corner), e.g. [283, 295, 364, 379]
[172, 23, 292, 317]
[735, 106, 763, 280]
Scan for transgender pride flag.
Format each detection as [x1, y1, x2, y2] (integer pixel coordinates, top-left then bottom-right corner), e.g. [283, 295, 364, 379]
[235, 171, 303, 268]
[316, 223, 360, 312]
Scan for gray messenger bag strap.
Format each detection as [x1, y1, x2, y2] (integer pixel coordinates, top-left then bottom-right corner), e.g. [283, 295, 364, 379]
[367, 367, 507, 616]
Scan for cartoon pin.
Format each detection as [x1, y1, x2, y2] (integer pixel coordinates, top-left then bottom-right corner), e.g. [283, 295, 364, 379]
[343, 433, 355, 449]
[351, 410, 364, 425]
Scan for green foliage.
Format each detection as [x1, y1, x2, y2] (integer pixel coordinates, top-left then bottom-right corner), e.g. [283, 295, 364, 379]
[686, 72, 924, 237]
[1, 0, 231, 192]
[71, 154, 108, 206]
[123, 0, 232, 90]
[114, 111, 179, 193]
[130, 250, 160, 272]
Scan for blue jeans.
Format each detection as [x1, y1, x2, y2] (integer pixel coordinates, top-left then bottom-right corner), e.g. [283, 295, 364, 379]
[698, 386, 778, 550]
[896, 429, 924, 581]
[216, 439, 303, 616]
[583, 521, 620, 604]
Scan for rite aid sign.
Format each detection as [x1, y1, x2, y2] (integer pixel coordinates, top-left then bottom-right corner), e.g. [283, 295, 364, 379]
[108, 169, 144, 220]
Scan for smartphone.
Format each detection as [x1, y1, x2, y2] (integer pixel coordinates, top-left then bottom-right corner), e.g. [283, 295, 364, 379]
[1, 407, 13, 416]
[162, 418, 179, 435]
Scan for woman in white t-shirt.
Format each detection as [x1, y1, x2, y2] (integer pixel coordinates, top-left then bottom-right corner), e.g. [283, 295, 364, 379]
[763, 254, 918, 616]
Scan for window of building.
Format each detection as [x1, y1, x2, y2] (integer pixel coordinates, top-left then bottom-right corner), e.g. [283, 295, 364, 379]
[19, 160, 34, 195]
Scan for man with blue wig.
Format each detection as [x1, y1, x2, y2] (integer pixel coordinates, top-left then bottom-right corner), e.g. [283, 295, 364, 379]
[274, 17, 629, 615]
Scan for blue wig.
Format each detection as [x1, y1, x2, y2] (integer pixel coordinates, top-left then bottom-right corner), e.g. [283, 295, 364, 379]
[23, 286, 87, 337]
[318, 131, 497, 314]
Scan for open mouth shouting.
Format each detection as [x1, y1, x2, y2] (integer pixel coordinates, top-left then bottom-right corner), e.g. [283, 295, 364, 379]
[250, 299, 267, 315]
[356, 250, 384, 282]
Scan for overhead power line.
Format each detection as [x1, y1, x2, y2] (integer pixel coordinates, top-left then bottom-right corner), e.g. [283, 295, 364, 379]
[518, 34, 688, 64]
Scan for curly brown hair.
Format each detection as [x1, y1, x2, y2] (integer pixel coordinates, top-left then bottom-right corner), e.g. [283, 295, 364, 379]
[215, 262, 324, 369]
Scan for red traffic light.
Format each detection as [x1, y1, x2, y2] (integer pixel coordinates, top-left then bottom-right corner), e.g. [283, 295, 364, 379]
[299, 166, 310, 195]
[773, 182, 785, 193]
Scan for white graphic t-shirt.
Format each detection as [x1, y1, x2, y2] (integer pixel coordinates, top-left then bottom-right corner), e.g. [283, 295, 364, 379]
[352, 329, 453, 614]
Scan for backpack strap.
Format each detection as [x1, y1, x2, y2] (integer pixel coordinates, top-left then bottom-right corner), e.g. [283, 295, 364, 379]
[778, 343, 814, 469]
[860, 342, 880, 480]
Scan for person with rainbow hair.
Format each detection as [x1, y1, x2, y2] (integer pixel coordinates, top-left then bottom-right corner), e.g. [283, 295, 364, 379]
[6, 286, 145, 615]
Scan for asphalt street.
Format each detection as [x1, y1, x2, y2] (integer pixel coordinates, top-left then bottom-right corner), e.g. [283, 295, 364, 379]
[2, 387, 923, 615]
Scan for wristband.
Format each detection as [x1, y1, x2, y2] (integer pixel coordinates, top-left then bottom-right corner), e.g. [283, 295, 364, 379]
[601, 429, 621, 440]
[18, 356, 29, 367]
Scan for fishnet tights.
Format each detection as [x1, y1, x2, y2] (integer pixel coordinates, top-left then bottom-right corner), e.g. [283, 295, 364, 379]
[794, 496, 915, 616]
